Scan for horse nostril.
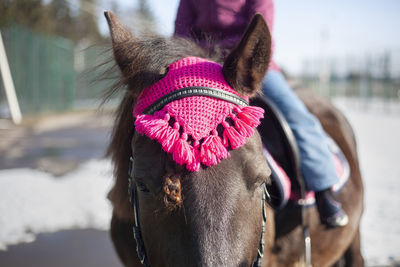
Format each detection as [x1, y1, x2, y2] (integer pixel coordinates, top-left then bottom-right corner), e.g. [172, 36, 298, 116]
[163, 176, 183, 210]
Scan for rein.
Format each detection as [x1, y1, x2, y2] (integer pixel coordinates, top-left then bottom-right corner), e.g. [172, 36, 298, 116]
[128, 157, 270, 267]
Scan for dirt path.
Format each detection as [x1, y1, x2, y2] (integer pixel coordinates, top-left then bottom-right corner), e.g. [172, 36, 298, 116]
[0, 110, 113, 175]
[0, 229, 122, 267]
[0, 111, 124, 266]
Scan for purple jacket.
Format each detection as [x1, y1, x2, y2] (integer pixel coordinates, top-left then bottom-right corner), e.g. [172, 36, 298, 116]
[174, 0, 278, 70]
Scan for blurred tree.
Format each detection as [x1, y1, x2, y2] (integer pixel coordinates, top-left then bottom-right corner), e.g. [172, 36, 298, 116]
[136, 0, 156, 34]
[0, 0, 104, 43]
[382, 51, 391, 80]
[0, 0, 48, 31]
[45, 0, 75, 40]
[75, 0, 102, 43]
[113, 0, 157, 36]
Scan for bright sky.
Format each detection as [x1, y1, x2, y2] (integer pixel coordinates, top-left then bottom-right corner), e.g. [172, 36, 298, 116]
[102, 0, 400, 76]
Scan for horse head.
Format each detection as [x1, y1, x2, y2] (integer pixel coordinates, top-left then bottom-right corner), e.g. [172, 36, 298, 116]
[105, 11, 275, 266]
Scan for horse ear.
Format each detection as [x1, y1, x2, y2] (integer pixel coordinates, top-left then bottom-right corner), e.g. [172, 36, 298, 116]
[104, 11, 133, 71]
[222, 14, 272, 96]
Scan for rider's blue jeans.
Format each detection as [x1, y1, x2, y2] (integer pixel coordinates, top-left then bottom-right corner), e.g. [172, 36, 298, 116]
[262, 70, 338, 192]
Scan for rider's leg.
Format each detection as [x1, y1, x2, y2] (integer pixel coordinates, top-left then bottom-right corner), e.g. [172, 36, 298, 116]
[262, 70, 348, 227]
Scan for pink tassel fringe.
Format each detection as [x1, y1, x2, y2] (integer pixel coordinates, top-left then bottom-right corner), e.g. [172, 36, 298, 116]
[234, 118, 254, 137]
[136, 105, 264, 172]
[236, 106, 264, 128]
[172, 134, 193, 166]
[187, 147, 200, 171]
[135, 114, 168, 140]
[200, 131, 229, 166]
[160, 122, 180, 153]
[222, 122, 246, 149]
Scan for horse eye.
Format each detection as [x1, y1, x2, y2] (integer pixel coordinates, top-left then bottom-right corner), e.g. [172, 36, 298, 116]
[136, 180, 150, 193]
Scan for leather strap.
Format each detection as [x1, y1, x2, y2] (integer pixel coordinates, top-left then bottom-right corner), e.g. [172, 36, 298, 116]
[143, 86, 249, 114]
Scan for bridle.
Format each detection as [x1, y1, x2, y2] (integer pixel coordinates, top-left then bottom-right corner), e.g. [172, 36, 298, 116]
[128, 158, 150, 267]
[128, 86, 271, 267]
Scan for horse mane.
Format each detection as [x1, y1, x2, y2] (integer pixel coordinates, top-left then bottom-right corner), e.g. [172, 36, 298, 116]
[105, 36, 213, 220]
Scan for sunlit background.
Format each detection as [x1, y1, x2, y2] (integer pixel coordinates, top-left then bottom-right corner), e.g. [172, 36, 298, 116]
[0, 0, 399, 266]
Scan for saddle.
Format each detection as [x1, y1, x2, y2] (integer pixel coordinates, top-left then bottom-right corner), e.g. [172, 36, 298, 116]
[250, 96, 350, 210]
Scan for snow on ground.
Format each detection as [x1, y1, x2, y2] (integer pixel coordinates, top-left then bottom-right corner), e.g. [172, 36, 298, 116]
[0, 97, 399, 265]
[0, 159, 114, 250]
[334, 98, 400, 266]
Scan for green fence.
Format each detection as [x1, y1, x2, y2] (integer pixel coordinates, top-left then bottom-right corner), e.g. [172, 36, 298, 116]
[298, 77, 400, 100]
[74, 44, 118, 109]
[0, 26, 75, 115]
[0, 26, 120, 117]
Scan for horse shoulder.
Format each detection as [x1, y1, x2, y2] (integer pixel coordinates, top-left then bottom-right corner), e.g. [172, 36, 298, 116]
[293, 88, 364, 267]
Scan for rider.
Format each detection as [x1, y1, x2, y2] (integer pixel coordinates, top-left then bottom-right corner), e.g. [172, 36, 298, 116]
[174, 0, 348, 228]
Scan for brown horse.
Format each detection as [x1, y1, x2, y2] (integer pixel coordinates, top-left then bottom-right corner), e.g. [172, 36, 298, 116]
[104, 11, 364, 267]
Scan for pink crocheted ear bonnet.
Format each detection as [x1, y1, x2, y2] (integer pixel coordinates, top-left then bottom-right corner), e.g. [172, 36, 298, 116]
[133, 56, 264, 171]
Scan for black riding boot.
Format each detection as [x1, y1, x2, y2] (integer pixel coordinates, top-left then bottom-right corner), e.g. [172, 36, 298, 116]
[315, 188, 348, 228]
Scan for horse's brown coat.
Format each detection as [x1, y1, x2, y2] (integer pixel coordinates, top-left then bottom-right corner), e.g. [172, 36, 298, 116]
[104, 11, 363, 267]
